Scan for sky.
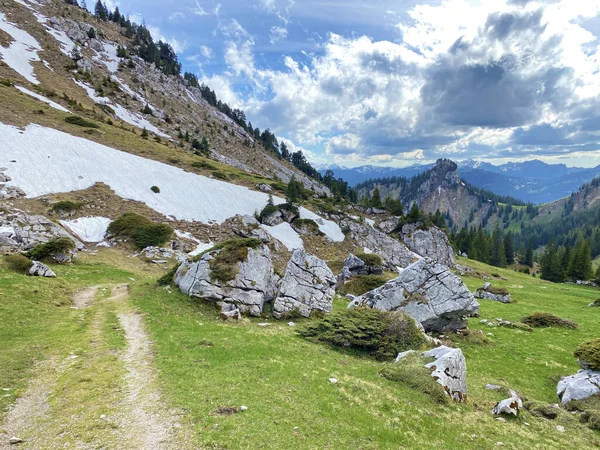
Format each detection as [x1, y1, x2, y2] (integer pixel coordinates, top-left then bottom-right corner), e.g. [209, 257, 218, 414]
[98, 0, 600, 168]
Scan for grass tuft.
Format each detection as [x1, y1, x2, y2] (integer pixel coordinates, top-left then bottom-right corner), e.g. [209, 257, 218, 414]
[4, 254, 33, 274]
[521, 312, 578, 329]
[337, 274, 388, 296]
[574, 339, 600, 371]
[64, 115, 100, 128]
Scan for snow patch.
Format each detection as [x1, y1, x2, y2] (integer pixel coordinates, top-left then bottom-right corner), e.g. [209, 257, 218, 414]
[16, 86, 70, 112]
[0, 123, 343, 242]
[175, 230, 214, 256]
[60, 217, 111, 243]
[93, 42, 120, 73]
[0, 12, 41, 84]
[363, 247, 373, 254]
[261, 223, 304, 250]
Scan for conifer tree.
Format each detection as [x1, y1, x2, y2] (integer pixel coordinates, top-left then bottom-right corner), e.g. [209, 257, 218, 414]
[286, 176, 300, 204]
[406, 202, 422, 224]
[504, 232, 514, 265]
[370, 188, 382, 209]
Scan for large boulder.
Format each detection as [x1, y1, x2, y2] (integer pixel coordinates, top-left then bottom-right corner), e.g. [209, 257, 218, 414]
[378, 217, 401, 234]
[349, 258, 479, 332]
[175, 244, 276, 316]
[557, 370, 600, 405]
[29, 261, 56, 278]
[273, 249, 336, 319]
[422, 346, 467, 402]
[401, 223, 455, 267]
[340, 253, 383, 281]
[340, 219, 417, 269]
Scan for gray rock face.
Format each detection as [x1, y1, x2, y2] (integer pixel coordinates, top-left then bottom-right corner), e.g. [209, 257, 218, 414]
[339, 253, 383, 282]
[273, 249, 336, 319]
[474, 284, 512, 303]
[378, 217, 400, 234]
[349, 258, 479, 332]
[29, 261, 56, 278]
[492, 392, 523, 416]
[262, 211, 284, 226]
[422, 346, 467, 402]
[340, 219, 417, 269]
[175, 244, 276, 316]
[401, 223, 455, 267]
[557, 370, 600, 404]
[227, 215, 271, 243]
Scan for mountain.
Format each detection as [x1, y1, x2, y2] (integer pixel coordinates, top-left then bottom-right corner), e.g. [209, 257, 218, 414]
[322, 160, 600, 204]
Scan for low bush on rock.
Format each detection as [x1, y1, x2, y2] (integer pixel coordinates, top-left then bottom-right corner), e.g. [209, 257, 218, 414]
[299, 307, 425, 360]
[379, 353, 449, 404]
[150, 185, 160, 193]
[4, 254, 33, 274]
[108, 213, 173, 250]
[521, 312, 578, 329]
[157, 264, 179, 286]
[338, 274, 388, 296]
[292, 218, 320, 233]
[574, 339, 600, 371]
[203, 238, 262, 284]
[51, 200, 82, 213]
[357, 253, 383, 267]
[480, 286, 510, 296]
[64, 115, 99, 128]
[28, 238, 74, 261]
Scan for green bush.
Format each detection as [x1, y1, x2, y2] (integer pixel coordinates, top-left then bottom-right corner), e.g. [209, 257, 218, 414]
[150, 186, 160, 193]
[4, 254, 33, 274]
[292, 218, 320, 233]
[521, 312, 578, 329]
[27, 237, 75, 261]
[157, 264, 179, 286]
[206, 238, 262, 283]
[357, 253, 383, 267]
[337, 275, 388, 296]
[191, 161, 216, 171]
[258, 195, 279, 223]
[379, 353, 449, 404]
[64, 115, 99, 128]
[299, 307, 425, 360]
[51, 200, 82, 213]
[108, 213, 173, 250]
[574, 339, 600, 371]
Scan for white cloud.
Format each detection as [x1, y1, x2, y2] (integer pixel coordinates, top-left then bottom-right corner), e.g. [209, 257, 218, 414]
[200, 45, 214, 59]
[193, 0, 208, 16]
[147, 26, 188, 53]
[269, 26, 288, 44]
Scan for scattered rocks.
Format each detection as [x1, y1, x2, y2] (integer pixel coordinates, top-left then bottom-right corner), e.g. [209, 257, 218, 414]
[29, 261, 56, 278]
[339, 253, 383, 282]
[349, 258, 479, 332]
[328, 378, 338, 384]
[474, 283, 512, 303]
[557, 370, 600, 404]
[218, 302, 242, 320]
[273, 249, 336, 319]
[422, 346, 468, 402]
[485, 384, 503, 391]
[378, 216, 400, 234]
[492, 391, 523, 416]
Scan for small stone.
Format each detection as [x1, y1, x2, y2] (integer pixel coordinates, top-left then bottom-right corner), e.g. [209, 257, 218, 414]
[257, 323, 271, 327]
[524, 422, 530, 426]
[556, 425, 565, 432]
[496, 443, 503, 447]
[240, 405, 248, 411]
[495, 417, 506, 422]
[9, 437, 23, 445]
[485, 384, 502, 390]
[329, 378, 338, 384]
[100, 414, 106, 420]
[288, 322, 295, 327]
[293, 426, 299, 430]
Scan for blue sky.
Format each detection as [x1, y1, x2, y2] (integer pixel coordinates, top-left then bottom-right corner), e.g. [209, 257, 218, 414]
[101, 0, 600, 168]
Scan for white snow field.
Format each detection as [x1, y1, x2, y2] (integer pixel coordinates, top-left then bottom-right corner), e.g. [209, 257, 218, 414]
[261, 223, 304, 251]
[0, 123, 344, 241]
[0, 12, 41, 84]
[74, 80, 169, 138]
[16, 86, 71, 113]
[60, 217, 112, 243]
[93, 42, 120, 73]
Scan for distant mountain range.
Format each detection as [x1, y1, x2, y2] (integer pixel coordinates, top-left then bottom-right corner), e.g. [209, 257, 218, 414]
[318, 160, 600, 204]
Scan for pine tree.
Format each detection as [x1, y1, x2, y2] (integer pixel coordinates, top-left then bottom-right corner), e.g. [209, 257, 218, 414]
[280, 142, 290, 161]
[286, 176, 300, 204]
[94, 0, 108, 20]
[112, 6, 121, 23]
[524, 241, 534, 267]
[142, 104, 152, 115]
[541, 241, 563, 283]
[406, 202, 421, 224]
[141, 127, 148, 139]
[490, 226, 507, 268]
[504, 232, 514, 265]
[370, 188, 382, 209]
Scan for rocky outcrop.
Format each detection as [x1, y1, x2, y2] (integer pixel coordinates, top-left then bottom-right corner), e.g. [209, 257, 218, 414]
[349, 258, 479, 332]
[340, 219, 417, 269]
[378, 217, 401, 234]
[340, 253, 383, 281]
[0, 169, 25, 199]
[227, 215, 271, 243]
[175, 244, 276, 316]
[401, 223, 455, 267]
[492, 391, 523, 416]
[273, 249, 336, 318]
[474, 283, 512, 303]
[557, 370, 600, 405]
[0, 211, 83, 253]
[29, 261, 56, 278]
[422, 346, 467, 402]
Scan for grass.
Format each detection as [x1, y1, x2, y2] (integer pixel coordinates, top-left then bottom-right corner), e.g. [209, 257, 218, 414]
[337, 274, 389, 296]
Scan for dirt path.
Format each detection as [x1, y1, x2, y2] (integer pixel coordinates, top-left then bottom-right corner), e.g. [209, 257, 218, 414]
[0, 285, 193, 449]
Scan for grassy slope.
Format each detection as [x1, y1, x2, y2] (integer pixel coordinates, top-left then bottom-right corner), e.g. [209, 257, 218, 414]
[2, 250, 600, 448]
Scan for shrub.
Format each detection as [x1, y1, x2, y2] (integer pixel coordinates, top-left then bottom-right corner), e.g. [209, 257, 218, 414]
[574, 339, 600, 371]
[211, 171, 228, 180]
[258, 195, 279, 223]
[521, 312, 578, 329]
[157, 264, 179, 286]
[299, 307, 425, 360]
[292, 218, 320, 233]
[51, 200, 81, 213]
[338, 275, 388, 296]
[64, 115, 99, 128]
[357, 253, 383, 267]
[191, 161, 216, 171]
[108, 213, 173, 250]
[4, 254, 33, 274]
[379, 353, 449, 404]
[207, 238, 262, 283]
[524, 401, 559, 419]
[478, 286, 509, 296]
[28, 237, 75, 261]
[150, 185, 160, 193]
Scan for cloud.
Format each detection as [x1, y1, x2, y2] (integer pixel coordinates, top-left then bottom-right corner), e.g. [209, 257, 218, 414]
[193, 0, 208, 16]
[269, 26, 288, 44]
[200, 45, 214, 59]
[147, 25, 188, 53]
[259, 0, 295, 24]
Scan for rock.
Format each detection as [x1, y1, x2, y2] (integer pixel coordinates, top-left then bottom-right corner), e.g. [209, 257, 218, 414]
[262, 210, 283, 226]
[218, 302, 241, 320]
[339, 253, 383, 281]
[287, 321, 295, 327]
[273, 249, 336, 319]
[0, 173, 11, 182]
[29, 261, 56, 278]
[0, 185, 26, 199]
[349, 258, 479, 332]
[256, 183, 272, 192]
[474, 284, 512, 303]
[556, 425, 565, 432]
[492, 391, 523, 416]
[240, 405, 248, 411]
[329, 378, 338, 384]
[422, 346, 467, 402]
[89, 38, 104, 52]
[557, 370, 600, 404]
[378, 217, 400, 234]
[401, 223, 455, 267]
[175, 244, 276, 316]
[394, 350, 417, 362]
[8, 437, 23, 445]
[485, 384, 503, 390]
[340, 219, 417, 269]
